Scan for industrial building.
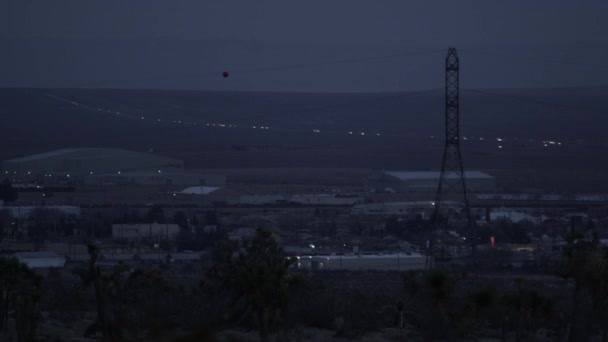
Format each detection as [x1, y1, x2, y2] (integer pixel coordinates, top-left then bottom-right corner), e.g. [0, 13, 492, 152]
[15, 251, 66, 268]
[2, 148, 184, 178]
[112, 223, 181, 240]
[2, 205, 81, 219]
[351, 201, 437, 217]
[83, 171, 225, 187]
[367, 171, 496, 193]
[295, 253, 426, 271]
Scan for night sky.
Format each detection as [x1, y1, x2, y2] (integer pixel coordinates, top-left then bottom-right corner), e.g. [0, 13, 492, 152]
[2, 1, 608, 91]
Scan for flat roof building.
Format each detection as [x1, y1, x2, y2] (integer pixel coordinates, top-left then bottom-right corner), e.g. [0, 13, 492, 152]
[368, 171, 496, 193]
[112, 223, 181, 240]
[2, 148, 183, 178]
[15, 251, 66, 268]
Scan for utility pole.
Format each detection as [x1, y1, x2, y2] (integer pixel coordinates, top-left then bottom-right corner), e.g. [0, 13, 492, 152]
[430, 47, 477, 270]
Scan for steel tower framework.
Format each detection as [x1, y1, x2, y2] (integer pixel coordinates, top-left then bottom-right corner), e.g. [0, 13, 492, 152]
[433, 48, 474, 232]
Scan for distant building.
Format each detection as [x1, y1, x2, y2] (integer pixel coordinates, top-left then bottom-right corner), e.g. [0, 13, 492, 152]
[489, 210, 541, 224]
[230, 194, 362, 206]
[3, 205, 81, 219]
[112, 223, 181, 240]
[228, 227, 257, 241]
[352, 201, 436, 217]
[228, 227, 281, 242]
[289, 194, 362, 206]
[15, 251, 66, 268]
[295, 253, 426, 271]
[84, 172, 225, 187]
[178, 186, 222, 195]
[231, 194, 288, 205]
[367, 171, 496, 193]
[2, 148, 183, 179]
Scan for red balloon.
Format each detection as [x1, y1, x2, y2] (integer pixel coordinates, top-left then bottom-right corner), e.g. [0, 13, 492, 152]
[222, 71, 229, 78]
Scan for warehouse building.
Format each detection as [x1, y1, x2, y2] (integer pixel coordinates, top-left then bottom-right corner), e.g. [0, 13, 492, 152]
[2, 148, 183, 178]
[83, 171, 225, 187]
[295, 253, 426, 271]
[367, 171, 496, 193]
[15, 252, 66, 268]
[112, 223, 181, 240]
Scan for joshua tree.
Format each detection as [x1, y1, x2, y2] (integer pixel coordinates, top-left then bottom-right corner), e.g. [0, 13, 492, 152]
[560, 232, 608, 341]
[75, 243, 175, 341]
[202, 228, 298, 341]
[0, 257, 43, 342]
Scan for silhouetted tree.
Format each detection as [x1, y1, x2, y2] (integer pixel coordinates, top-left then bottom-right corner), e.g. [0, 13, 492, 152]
[75, 243, 176, 340]
[0, 257, 43, 342]
[173, 211, 188, 228]
[560, 232, 608, 341]
[500, 278, 556, 341]
[0, 179, 18, 204]
[203, 228, 298, 341]
[146, 205, 166, 223]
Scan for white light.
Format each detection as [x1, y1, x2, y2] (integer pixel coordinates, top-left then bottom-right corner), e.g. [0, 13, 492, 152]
[158, 119, 161, 122]
[376, 133, 380, 136]
[498, 145, 503, 149]
[27, 171, 31, 175]
[67, 174, 70, 178]
[348, 131, 353, 135]
[309, 244, 315, 249]
[118, 171, 121, 174]
[158, 170, 162, 173]
[360, 132, 365, 136]
[479, 137, 484, 141]
[496, 138, 503, 142]
[90, 171, 94, 175]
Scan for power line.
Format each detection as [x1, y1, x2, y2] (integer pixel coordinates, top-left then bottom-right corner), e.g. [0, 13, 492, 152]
[231, 88, 441, 122]
[55, 49, 444, 89]
[462, 88, 608, 116]
[468, 49, 608, 73]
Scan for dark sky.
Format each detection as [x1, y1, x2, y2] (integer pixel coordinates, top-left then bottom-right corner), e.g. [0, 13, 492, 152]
[2, 0, 608, 91]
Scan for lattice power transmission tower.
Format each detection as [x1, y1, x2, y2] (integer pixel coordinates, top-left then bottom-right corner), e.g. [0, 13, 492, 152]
[432, 48, 476, 250]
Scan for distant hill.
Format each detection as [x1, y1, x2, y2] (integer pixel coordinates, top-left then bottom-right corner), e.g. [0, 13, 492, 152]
[3, 38, 608, 92]
[0, 87, 607, 170]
